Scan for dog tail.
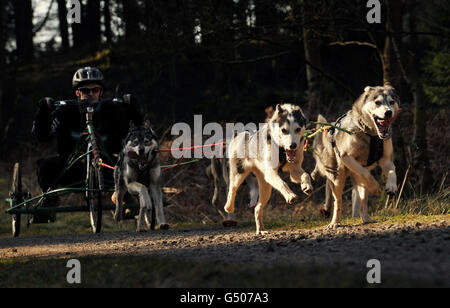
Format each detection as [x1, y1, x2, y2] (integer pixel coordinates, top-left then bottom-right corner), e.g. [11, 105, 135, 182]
[313, 114, 327, 149]
[311, 114, 327, 181]
[317, 114, 328, 126]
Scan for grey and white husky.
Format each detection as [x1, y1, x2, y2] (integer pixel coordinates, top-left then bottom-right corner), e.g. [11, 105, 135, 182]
[312, 83, 401, 229]
[224, 103, 313, 235]
[113, 121, 169, 232]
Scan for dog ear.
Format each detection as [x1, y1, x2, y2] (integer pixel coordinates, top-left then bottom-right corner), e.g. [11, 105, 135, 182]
[265, 106, 274, 119]
[384, 82, 396, 92]
[298, 108, 309, 126]
[144, 119, 151, 129]
[143, 113, 152, 127]
[354, 88, 371, 114]
[129, 120, 136, 130]
[276, 104, 284, 114]
[301, 110, 309, 126]
[364, 86, 375, 93]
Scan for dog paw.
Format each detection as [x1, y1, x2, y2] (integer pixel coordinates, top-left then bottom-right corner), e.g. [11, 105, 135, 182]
[367, 181, 382, 195]
[311, 170, 319, 182]
[286, 194, 299, 205]
[159, 224, 170, 230]
[224, 204, 234, 213]
[223, 220, 238, 228]
[301, 183, 313, 196]
[256, 230, 269, 235]
[325, 222, 341, 230]
[362, 219, 376, 225]
[385, 183, 397, 196]
[112, 209, 123, 222]
[320, 207, 331, 219]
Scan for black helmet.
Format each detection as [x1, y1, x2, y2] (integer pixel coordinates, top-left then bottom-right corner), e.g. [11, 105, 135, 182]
[72, 67, 104, 89]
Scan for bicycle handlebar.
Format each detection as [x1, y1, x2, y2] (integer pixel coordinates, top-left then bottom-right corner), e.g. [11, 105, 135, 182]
[53, 97, 130, 109]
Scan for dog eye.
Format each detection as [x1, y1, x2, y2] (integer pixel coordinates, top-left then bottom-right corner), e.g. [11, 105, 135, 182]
[375, 100, 382, 106]
[281, 128, 289, 135]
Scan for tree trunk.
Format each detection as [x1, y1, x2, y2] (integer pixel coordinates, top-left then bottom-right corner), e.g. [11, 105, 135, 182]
[300, 0, 323, 116]
[0, 0, 6, 155]
[104, 0, 112, 44]
[403, 2, 432, 193]
[383, 0, 403, 86]
[71, 0, 85, 49]
[57, 0, 70, 51]
[121, 0, 140, 39]
[386, 0, 433, 193]
[13, 0, 34, 62]
[254, 0, 276, 34]
[86, 0, 101, 45]
[0, 0, 5, 71]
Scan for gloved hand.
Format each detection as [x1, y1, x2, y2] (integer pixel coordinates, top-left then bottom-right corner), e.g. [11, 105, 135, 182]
[123, 94, 138, 106]
[37, 97, 55, 114]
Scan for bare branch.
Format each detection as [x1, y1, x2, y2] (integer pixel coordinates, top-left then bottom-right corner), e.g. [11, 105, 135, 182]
[33, 0, 55, 34]
[329, 41, 378, 49]
[219, 51, 291, 65]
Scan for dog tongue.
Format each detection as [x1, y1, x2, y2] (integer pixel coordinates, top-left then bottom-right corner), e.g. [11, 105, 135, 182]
[128, 151, 139, 159]
[286, 149, 296, 161]
[128, 151, 146, 162]
[379, 109, 403, 129]
[378, 119, 390, 128]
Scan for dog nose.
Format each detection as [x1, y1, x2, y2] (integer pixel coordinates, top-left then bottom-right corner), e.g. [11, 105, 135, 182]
[290, 143, 297, 150]
[385, 110, 393, 119]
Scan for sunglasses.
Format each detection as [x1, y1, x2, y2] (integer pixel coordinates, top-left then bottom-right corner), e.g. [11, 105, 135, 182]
[78, 87, 102, 95]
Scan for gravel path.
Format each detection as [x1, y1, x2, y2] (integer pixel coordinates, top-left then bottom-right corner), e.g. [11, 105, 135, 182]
[1, 218, 449, 286]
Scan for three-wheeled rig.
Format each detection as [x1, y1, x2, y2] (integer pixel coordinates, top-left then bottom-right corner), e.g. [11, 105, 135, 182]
[5, 102, 148, 237]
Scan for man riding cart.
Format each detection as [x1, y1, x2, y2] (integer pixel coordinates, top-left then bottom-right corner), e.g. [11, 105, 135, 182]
[32, 67, 143, 223]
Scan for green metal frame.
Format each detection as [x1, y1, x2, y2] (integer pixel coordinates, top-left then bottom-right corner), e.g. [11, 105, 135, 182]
[5, 109, 140, 217]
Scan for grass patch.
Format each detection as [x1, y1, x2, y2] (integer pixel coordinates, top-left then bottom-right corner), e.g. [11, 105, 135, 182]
[1, 205, 449, 239]
[0, 210, 141, 238]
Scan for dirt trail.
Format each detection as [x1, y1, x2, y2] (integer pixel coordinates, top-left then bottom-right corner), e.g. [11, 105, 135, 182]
[0, 219, 449, 286]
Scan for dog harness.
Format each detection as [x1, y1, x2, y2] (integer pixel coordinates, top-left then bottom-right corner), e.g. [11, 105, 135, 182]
[328, 112, 384, 167]
[327, 113, 347, 158]
[365, 135, 384, 167]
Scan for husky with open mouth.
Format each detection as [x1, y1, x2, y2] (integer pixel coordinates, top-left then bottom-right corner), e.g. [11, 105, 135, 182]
[224, 103, 313, 235]
[311, 83, 401, 229]
[113, 121, 169, 232]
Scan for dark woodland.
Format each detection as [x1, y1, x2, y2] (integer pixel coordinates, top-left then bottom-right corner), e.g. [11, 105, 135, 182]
[0, 0, 449, 195]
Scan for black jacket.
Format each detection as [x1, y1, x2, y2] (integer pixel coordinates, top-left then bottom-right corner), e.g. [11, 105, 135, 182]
[32, 96, 143, 161]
